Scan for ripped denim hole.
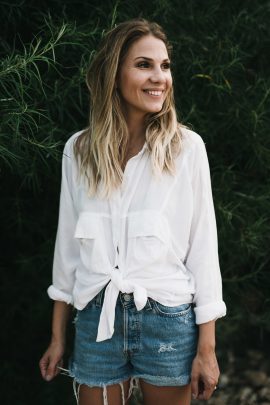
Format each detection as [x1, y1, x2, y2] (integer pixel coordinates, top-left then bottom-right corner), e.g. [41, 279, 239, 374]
[158, 342, 177, 353]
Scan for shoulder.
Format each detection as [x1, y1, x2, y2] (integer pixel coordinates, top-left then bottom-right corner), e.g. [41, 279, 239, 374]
[63, 129, 85, 158]
[176, 126, 208, 166]
[177, 126, 214, 184]
[180, 126, 206, 152]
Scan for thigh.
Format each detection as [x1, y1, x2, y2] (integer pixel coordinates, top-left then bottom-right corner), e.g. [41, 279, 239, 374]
[140, 380, 191, 405]
[79, 378, 131, 405]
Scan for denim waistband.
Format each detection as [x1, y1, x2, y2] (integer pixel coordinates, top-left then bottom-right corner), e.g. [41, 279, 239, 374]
[93, 284, 153, 311]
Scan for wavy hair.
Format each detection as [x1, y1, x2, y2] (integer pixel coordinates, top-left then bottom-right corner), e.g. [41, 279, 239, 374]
[74, 18, 186, 198]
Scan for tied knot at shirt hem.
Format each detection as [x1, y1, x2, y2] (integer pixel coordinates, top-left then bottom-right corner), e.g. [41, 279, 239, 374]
[111, 269, 148, 310]
[96, 268, 148, 342]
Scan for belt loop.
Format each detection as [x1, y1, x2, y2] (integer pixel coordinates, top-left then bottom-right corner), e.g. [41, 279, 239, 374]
[95, 285, 106, 307]
[94, 283, 109, 307]
[145, 298, 153, 310]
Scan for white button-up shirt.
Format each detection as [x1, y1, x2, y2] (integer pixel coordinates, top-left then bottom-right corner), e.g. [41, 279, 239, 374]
[48, 128, 226, 342]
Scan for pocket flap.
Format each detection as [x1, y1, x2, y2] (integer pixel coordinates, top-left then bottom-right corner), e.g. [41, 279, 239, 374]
[128, 211, 169, 242]
[74, 212, 100, 239]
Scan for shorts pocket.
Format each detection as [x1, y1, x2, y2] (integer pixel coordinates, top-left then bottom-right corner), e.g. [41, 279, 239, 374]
[153, 301, 192, 318]
[74, 303, 100, 339]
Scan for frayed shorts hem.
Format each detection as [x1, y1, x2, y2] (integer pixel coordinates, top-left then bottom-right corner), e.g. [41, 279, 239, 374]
[132, 373, 191, 387]
[68, 369, 134, 388]
[68, 369, 191, 388]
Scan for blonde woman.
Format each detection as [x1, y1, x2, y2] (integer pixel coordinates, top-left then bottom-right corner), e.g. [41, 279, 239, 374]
[39, 18, 226, 405]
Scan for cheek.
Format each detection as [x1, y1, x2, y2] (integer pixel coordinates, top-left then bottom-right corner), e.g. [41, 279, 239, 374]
[120, 75, 140, 96]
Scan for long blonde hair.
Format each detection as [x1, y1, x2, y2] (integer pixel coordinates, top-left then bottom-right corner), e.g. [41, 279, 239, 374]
[74, 18, 186, 198]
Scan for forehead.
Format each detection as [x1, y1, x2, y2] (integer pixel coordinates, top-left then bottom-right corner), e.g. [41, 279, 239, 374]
[126, 35, 169, 60]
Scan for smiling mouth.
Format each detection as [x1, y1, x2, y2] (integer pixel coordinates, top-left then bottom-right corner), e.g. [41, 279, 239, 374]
[143, 90, 164, 97]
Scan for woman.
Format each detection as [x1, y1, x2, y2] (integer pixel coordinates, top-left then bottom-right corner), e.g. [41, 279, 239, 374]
[39, 18, 226, 405]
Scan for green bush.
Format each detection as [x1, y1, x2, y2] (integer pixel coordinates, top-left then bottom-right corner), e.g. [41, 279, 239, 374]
[1, 1, 269, 403]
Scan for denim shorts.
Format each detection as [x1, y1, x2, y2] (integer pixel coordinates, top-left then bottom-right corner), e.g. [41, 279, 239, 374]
[67, 286, 198, 403]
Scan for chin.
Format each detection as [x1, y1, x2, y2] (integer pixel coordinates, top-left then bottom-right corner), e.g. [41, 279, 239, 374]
[144, 103, 164, 113]
[148, 106, 163, 113]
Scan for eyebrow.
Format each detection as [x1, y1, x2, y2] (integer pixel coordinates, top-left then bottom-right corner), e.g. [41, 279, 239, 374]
[134, 56, 170, 62]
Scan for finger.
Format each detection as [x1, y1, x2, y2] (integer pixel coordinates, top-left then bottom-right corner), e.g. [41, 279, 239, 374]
[39, 356, 49, 379]
[197, 381, 216, 400]
[191, 373, 199, 400]
[45, 358, 59, 381]
[201, 387, 215, 400]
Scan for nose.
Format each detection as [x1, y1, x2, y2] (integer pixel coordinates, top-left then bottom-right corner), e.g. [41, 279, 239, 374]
[150, 66, 166, 83]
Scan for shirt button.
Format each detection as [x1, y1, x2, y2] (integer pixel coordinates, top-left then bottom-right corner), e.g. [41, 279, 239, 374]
[123, 294, 131, 302]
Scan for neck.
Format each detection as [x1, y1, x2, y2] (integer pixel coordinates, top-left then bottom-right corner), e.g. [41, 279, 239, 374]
[123, 109, 147, 146]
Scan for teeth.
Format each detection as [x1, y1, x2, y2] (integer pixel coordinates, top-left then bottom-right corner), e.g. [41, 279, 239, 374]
[144, 90, 163, 96]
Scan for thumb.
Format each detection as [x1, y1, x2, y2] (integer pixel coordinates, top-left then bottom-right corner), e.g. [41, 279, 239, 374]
[191, 373, 199, 400]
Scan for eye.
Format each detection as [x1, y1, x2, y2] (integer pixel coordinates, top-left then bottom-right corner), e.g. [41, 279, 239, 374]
[137, 61, 150, 68]
[162, 62, 171, 70]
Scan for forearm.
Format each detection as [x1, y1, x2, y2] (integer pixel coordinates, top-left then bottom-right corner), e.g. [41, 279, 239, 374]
[197, 320, 216, 353]
[51, 300, 73, 345]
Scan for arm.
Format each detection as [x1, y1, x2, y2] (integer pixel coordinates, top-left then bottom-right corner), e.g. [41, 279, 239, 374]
[191, 320, 219, 400]
[185, 135, 226, 398]
[39, 301, 72, 381]
[40, 135, 80, 381]
[47, 136, 80, 304]
[185, 136, 226, 323]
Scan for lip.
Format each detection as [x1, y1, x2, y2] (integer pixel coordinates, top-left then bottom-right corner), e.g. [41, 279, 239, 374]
[143, 89, 165, 92]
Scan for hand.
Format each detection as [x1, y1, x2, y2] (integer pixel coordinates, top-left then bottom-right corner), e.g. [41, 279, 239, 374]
[191, 348, 220, 400]
[39, 341, 65, 382]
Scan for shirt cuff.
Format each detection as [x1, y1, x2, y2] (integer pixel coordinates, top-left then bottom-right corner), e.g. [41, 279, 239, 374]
[47, 285, 73, 305]
[194, 301, 227, 324]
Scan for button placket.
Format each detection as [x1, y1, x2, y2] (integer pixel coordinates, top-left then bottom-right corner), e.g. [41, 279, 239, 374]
[110, 190, 122, 269]
[109, 150, 148, 288]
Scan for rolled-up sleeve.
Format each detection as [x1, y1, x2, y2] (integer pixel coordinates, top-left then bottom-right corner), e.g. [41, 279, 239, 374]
[186, 136, 226, 324]
[47, 139, 79, 304]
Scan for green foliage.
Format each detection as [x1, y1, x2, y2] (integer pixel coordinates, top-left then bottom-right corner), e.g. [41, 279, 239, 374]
[1, 0, 270, 403]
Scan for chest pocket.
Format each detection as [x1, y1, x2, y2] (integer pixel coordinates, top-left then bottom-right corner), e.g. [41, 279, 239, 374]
[127, 211, 170, 267]
[74, 212, 108, 275]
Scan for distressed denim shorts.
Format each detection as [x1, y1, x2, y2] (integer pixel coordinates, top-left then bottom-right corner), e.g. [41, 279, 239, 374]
[66, 286, 198, 404]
